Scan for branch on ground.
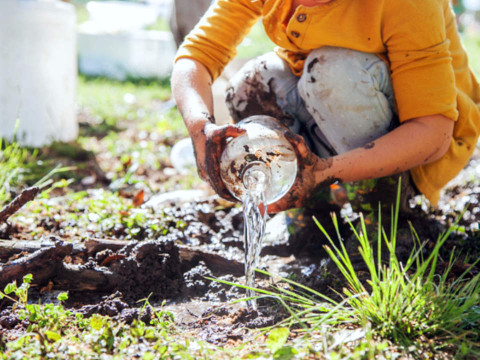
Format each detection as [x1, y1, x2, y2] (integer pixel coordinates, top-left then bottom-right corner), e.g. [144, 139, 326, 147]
[0, 186, 40, 224]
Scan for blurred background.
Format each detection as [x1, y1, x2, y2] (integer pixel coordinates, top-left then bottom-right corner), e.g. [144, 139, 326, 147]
[0, 0, 276, 207]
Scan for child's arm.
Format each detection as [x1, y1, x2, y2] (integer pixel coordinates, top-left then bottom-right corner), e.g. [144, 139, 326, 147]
[172, 58, 246, 200]
[268, 114, 454, 213]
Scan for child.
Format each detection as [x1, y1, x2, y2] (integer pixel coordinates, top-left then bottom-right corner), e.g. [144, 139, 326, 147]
[171, 0, 480, 214]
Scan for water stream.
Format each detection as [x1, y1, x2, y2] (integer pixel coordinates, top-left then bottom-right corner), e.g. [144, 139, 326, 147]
[242, 167, 269, 310]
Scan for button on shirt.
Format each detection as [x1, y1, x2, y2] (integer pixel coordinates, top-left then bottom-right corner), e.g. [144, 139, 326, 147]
[296, 13, 306, 22]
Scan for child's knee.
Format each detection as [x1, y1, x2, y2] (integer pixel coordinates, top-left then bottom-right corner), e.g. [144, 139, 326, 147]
[298, 46, 384, 101]
[226, 53, 297, 125]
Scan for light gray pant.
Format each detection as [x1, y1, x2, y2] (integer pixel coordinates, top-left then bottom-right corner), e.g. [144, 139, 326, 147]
[225, 47, 396, 158]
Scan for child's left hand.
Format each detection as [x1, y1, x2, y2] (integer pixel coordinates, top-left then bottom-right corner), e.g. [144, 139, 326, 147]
[267, 131, 337, 213]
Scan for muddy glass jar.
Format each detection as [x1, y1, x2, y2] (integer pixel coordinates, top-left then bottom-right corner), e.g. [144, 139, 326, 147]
[220, 115, 298, 204]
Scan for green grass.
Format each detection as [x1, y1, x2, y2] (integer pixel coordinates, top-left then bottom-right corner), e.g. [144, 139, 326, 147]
[237, 22, 275, 59]
[213, 184, 480, 358]
[0, 133, 71, 206]
[463, 34, 480, 78]
[318, 212, 480, 356]
[0, 138, 35, 205]
[77, 76, 171, 128]
[0, 277, 223, 359]
[76, 75, 198, 194]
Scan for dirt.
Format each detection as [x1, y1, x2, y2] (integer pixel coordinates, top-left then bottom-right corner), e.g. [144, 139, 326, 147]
[2, 181, 480, 343]
[76, 292, 155, 325]
[111, 240, 183, 301]
[1, 107, 479, 348]
[225, 66, 295, 128]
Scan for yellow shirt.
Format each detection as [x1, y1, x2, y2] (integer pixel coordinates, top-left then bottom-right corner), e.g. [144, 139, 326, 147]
[175, 0, 480, 205]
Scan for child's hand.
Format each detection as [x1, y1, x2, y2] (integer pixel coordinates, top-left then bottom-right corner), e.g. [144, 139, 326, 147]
[191, 122, 246, 202]
[267, 131, 335, 213]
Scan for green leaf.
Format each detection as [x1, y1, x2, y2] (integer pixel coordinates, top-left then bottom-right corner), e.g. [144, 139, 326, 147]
[273, 346, 298, 360]
[45, 330, 62, 342]
[144, 327, 156, 339]
[4, 282, 17, 295]
[23, 274, 33, 284]
[158, 345, 168, 356]
[90, 315, 103, 331]
[266, 327, 289, 353]
[57, 292, 69, 302]
[142, 352, 155, 360]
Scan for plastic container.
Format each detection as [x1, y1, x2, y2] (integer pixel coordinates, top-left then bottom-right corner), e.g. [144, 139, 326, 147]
[169, 137, 197, 175]
[0, 0, 78, 147]
[86, 1, 159, 32]
[77, 0, 176, 80]
[220, 116, 298, 204]
[78, 29, 176, 80]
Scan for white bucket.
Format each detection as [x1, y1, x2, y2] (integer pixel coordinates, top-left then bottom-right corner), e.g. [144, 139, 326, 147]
[0, 0, 78, 147]
[78, 29, 176, 80]
[86, 1, 159, 32]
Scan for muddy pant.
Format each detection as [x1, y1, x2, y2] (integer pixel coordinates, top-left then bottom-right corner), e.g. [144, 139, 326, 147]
[225, 47, 416, 214]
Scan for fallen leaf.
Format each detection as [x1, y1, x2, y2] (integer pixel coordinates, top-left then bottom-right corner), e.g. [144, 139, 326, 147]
[40, 281, 54, 293]
[133, 189, 145, 207]
[100, 254, 126, 267]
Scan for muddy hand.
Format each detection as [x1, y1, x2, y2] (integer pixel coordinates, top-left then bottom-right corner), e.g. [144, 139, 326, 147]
[201, 123, 246, 201]
[268, 131, 327, 213]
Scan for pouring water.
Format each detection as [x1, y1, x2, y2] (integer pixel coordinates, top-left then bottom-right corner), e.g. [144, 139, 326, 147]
[219, 115, 298, 310]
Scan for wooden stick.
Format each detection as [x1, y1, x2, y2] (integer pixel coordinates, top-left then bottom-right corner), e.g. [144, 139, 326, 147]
[0, 241, 72, 288]
[177, 245, 244, 277]
[0, 239, 84, 260]
[55, 264, 119, 292]
[0, 186, 40, 223]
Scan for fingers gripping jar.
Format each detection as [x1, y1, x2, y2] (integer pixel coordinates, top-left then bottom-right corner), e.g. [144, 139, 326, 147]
[220, 115, 298, 204]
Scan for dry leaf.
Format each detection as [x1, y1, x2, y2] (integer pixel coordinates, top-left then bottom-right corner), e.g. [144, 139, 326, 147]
[133, 189, 145, 207]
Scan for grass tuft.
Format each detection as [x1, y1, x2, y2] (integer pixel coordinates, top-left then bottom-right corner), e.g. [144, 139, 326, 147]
[314, 186, 480, 355]
[217, 183, 480, 357]
[0, 137, 33, 205]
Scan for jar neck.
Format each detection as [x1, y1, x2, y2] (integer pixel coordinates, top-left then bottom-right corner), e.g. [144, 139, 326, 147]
[241, 161, 271, 194]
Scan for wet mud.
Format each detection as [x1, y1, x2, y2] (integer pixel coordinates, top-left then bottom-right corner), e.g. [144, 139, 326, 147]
[1, 156, 480, 344]
[112, 240, 183, 302]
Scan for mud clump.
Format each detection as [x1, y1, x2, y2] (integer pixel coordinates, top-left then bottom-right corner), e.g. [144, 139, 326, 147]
[80, 292, 129, 317]
[111, 240, 183, 302]
[79, 293, 153, 325]
[192, 305, 279, 345]
[0, 308, 29, 344]
[229, 308, 277, 329]
[183, 263, 242, 302]
[183, 262, 213, 298]
[0, 311, 21, 330]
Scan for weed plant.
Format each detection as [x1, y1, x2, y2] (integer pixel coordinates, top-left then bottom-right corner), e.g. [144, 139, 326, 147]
[216, 185, 480, 357]
[0, 276, 222, 359]
[0, 125, 72, 206]
[315, 185, 480, 356]
[0, 137, 36, 205]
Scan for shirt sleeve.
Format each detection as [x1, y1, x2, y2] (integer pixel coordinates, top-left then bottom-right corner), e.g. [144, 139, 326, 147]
[174, 0, 263, 81]
[382, 0, 458, 122]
